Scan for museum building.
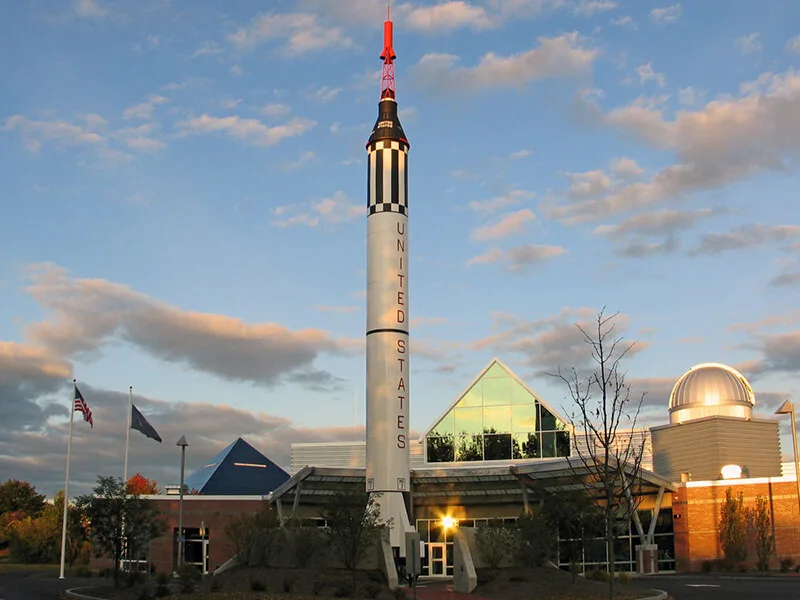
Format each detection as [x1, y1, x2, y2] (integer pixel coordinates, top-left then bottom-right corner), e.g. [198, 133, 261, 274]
[131, 359, 799, 578]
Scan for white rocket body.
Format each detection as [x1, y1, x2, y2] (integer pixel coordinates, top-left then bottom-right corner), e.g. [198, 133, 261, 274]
[365, 97, 414, 552]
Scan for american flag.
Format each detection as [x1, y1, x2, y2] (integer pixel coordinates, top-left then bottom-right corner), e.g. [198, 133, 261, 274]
[74, 385, 93, 428]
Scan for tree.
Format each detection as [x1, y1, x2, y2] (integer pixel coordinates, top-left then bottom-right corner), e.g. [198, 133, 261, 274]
[0, 480, 46, 518]
[224, 505, 279, 566]
[553, 309, 646, 600]
[540, 488, 604, 582]
[322, 494, 386, 589]
[76, 475, 165, 586]
[718, 487, 748, 569]
[514, 511, 553, 568]
[126, 474, 159, 495]
[475, 519, 517, 571]
[747, 494, 775, 572]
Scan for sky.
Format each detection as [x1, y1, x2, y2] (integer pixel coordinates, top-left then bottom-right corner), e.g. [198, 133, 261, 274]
[2, 0, 800, 497]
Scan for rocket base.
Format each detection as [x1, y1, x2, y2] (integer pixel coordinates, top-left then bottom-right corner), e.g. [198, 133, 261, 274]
[371, 491, 415, 556]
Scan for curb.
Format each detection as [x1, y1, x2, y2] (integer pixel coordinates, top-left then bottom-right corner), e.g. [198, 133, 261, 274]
[65, 586, 107, 600]
[637, 590, 668, 600]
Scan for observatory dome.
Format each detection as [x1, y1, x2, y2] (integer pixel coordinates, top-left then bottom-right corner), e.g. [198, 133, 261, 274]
[668, 363, 755, 425]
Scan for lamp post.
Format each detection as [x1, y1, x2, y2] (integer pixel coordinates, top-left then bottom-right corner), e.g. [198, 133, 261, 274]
[775, 400, 800, 517]
[176, 435, 188, 571]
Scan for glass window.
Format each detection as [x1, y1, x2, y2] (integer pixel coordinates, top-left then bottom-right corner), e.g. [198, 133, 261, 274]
[483, 362, 509, 379]
[556, 431, 571, 457]
[456, 383, 482, 408]
[454, 407, 482, 434]
[427, 436, 455, 462]
[456, 435, 483, 461]
[482, 377, 511, 406]
[430, 411, 454, 437]
[540, 404, 558, 431]
[511, 404, 536, 432]
[512, 433, 539, 459]
[483, 405, 511, 433]
[541, 431, 556, 458]
[484, 433, 512, 460]
[511, 381, 535, 405]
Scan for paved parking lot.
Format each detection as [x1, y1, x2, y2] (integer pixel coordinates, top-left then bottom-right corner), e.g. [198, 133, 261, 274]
[631, 574, 800, 599]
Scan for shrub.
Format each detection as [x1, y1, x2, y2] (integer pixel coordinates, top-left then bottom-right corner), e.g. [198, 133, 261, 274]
[509, 575, 528, 582]
[155, 572, 171, 598]
[359, 582, 382, 599]
[312, 577, 325, 596]
[250, 578, 266, 591]
[210, 578, 222, 591]
[616, 571, 630, 583]
[73, 565, 93, 578]
[780, 557, 794, 572]
[736, 562, 748, 573]
[282, 572, 295, 592]
[475, 519, 518, 570]
[587, 569, 610, 582]
[700, 560, 714, 573]
[136, 586, 152, 600]
[392, 586, 407, 600]
[335, 582, 355, 597]
[176, 564, 200, 593]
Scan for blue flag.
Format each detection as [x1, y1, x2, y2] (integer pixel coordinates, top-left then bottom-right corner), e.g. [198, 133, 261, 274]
[131, 404, 162, 443]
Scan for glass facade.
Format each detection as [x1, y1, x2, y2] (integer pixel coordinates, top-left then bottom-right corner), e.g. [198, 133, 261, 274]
[426, 362, 570, 463]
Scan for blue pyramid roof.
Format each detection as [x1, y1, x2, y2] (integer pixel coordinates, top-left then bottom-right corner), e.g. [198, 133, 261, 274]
[183, 437, 289, 496]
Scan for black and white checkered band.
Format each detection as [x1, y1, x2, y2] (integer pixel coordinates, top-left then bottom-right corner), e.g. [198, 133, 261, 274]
[367, 140, 408, 216]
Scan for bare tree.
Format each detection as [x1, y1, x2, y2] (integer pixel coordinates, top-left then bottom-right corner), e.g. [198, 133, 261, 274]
[553, 309, 646, 600]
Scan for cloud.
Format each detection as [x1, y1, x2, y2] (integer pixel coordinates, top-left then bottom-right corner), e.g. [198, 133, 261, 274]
[470, 307, 649, 377]
[468, 190, 535, 213]
[690, 224, 800, 256]
[316, 305, 361, 314]
[628, 376, 676, 410]
[572, 0, 617, 17]
[787, 35, 800, 54]
[229, 64, 244, 76]
[73, 0, 107, 18]
[614, 236, 680, 258]
[262, 104, 292, 118]
[466, 244, 566, 271]
[176, 114, 316, 146]
[726, 313, 800, 334]
[471, 208, 536, 241]
[546, 69, 800, 223]
[123, 95, 167, 120]
[610, 15, 636, 29]
[411, 34, 597, 93]
[228, 12, 353, 55]
[635, 63, 666, 87]
[770, 271, 800, 287]
[192, 41, 222, 57]
[405, 1, 495, 33]
[272, 191, 363, 228]
[24, 264, 351, 389]
[650, 3, 681, 23]
[410, 317, 449, 328]
[309, 86, 343, 102]
[3, 115, 104, 152]
[508, 149, 532, 160]
[282, 151, 316, 171]
[739, 331, 800, 378]
[0, 342, 71, 432]
[593, 207, 721, 238]
[451, 169, 480, 181]
[736, 33, 762, 56]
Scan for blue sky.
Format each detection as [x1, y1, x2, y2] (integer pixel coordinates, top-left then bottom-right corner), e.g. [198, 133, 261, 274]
[2, 0, 800, 495]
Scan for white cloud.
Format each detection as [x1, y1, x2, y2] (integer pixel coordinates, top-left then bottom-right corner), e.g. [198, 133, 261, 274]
[544, 69, 800, 223]
[610, 156, 644, 179]
[736, 33, 762, 56]
[690, 224, 800, 255]
[610, 15, 636, 29]
[123, 94, 168, 120]
[228, 12, 353, 55]
[594, 207, 720, 238]
[282, 151, 316, 171]
[192, 41, 222, 57]
[3, 115, 104, 152]
[263, 103, 292, 117]
[468, 189, 535, 213]
[272, 191, 363, 228]
[405, 1, 495, 33]
[650, 3, 681, 23]
[230, 64, 244, 76]
[572, 0, 617, 17]
[310, 86, 343, 102]
[636, 63, 666, 87]
[471, 208, 536, 241]
[787, 35, 800, 54]
[176, 114, 316, 146]
[466, 244, 566, 271]
[509, 149, 532, 160]
[412, 34, 597, 93]
[73, 0, 107, 18]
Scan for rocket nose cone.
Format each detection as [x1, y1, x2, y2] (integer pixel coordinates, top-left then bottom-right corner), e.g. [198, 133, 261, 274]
[368, 98, 409, 147]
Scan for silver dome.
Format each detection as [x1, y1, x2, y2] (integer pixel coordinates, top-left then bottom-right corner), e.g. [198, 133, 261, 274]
[668, 363, 755, 424]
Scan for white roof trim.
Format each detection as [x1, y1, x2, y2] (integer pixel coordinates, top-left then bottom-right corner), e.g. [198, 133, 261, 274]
[419, 357, 571, 440]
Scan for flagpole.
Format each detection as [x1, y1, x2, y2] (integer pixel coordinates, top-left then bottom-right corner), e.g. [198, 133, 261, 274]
[124, 386, 133, 484]
[59, 379, 77, 580]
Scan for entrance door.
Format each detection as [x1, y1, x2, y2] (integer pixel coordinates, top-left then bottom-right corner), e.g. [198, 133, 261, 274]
[428, 543, 447, 577]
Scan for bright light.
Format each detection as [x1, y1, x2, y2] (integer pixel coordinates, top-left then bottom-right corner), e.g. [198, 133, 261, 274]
[721, 464, 743, 480]
[440, 516, 457, 530]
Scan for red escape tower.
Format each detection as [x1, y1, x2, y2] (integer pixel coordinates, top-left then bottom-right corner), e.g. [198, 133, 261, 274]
[380, 6, 397, 100]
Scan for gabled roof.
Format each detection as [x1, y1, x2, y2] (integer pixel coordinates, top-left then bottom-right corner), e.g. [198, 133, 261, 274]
[421, 357, 570, 439]
[183, 437, 290, 496]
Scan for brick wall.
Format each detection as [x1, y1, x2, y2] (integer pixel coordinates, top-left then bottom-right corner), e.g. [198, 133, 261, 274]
[673, 478, 800, 572]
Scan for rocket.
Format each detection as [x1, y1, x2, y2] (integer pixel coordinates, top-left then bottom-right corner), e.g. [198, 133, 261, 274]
[365, 7, 415, 553]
